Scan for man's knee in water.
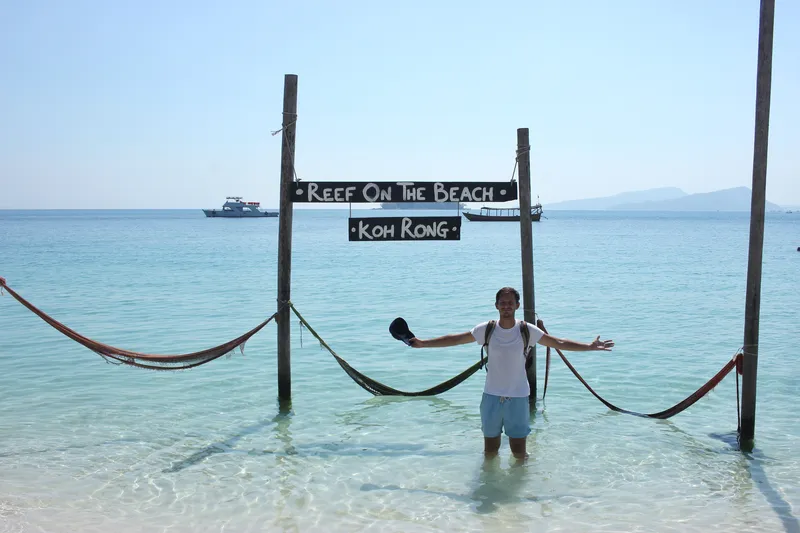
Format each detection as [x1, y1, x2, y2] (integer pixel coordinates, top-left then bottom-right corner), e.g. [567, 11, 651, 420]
[509, 437, 528, 459]
[484, 436, 501, 456]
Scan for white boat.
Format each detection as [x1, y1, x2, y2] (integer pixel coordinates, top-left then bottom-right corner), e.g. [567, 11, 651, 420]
[203, 197, 278, 218]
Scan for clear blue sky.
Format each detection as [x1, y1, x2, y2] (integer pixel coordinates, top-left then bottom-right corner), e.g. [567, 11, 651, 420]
[1, 0, 798, 209]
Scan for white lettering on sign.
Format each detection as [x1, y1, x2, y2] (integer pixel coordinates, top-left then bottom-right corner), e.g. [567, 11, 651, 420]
[401, 217, 450, 239]
[432, 185, 496, 203]
[361, 183, 393, 203]
[350, 216, 459, 241]
[362, 183, 379, 203]
[357, 221, 396, 240]
[398, 182, 427, 201]
[399, 182, 414, 201]
[306, 183, 358, 202]
[333, 187, 357, 202]
[433, 183, 447, 202]
[308, 182, 322, 202]
[358, 221, 371, 240]
[297, 182, 510, 203]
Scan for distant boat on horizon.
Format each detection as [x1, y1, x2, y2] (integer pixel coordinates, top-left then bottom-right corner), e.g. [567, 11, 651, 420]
[463, 204, 543, 222]
[203, 197, 278, 218]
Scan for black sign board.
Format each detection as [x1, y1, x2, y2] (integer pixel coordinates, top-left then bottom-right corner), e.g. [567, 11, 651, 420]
[292, 181, 517, 204]
[349, 216, 461, 242]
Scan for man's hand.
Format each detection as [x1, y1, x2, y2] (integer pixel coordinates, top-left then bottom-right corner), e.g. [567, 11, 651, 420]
[539, 333, 614, 352]
[589, 336, 614, 351]
[409, 338, 426, 348]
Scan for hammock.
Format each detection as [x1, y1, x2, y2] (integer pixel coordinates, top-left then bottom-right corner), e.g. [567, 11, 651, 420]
[1, 276, 742, 420]
[0, 279, 278, 370]
[290, 304, 481, 396]
[537, 318, 742, 419]
[292, 303, 742, 420]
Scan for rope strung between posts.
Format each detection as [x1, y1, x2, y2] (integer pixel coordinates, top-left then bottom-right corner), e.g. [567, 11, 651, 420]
[289, 303, 483, 396]
[287, 303, 743, 415]
[537, 318, 743, 420]
[0, 278, 284, 371]
[0, 275, 744, 419]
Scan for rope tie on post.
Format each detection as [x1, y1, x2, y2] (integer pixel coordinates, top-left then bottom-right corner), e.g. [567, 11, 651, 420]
[741, 344, 758, 356]
[275, 298, 292, 323]
[272, 112, 300, 182]
[270, 115, 298, 136]
[506, 145, 531, 183]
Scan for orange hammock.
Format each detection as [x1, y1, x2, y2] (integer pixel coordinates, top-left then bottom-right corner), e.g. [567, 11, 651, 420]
[537, 318, 744, 420]
[0, 277, 278, 370]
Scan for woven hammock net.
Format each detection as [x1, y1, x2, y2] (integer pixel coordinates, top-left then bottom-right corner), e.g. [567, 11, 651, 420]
[0, 281, 276, 370]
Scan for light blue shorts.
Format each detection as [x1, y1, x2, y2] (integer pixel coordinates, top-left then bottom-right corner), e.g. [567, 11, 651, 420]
[480, 393, 531, 439]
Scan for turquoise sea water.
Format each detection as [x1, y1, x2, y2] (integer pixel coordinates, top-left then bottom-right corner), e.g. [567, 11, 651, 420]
[0, 208, 798, 533]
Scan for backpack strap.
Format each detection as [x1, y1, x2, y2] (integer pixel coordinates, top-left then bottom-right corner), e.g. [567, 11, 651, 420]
[520, 320, 534, 370]
[520, 320, 530, 353]
[480, 320, 496, 371]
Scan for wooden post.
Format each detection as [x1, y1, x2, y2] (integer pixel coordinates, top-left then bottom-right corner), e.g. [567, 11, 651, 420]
[277, 74, 298, 401]
[740, 0, 775, 451]
[517, 128, 537, 403]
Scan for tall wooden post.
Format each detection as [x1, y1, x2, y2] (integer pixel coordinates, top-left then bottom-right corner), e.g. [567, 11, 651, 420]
[517, 128, 537, 403]
[277, 74, 298, 401]
[740, 0, 775, 451]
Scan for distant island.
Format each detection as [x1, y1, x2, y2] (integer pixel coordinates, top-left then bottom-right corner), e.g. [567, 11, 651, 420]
[546, 186, 783, 212]
[374, 187, 788, 212]
[378, 202, 465, 210]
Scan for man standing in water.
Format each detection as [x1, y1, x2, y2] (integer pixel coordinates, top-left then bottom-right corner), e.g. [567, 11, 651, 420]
[409, 287, 613, 459]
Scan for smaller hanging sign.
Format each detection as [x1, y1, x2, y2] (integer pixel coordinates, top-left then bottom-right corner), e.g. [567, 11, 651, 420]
[348, 216, 462, 242]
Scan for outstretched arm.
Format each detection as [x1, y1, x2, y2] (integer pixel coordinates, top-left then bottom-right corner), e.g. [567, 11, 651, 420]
[538, 334, 613, 352]
[409, 332, 475, 348]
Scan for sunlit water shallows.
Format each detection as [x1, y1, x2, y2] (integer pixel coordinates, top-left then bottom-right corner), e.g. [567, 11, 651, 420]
[1, 209, 798, 532]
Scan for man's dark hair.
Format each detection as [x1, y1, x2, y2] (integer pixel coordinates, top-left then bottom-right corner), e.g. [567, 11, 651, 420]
[495, 287, 520, 304]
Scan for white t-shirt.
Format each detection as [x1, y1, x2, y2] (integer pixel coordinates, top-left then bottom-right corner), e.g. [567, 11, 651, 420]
[471, 320, 545, 398]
